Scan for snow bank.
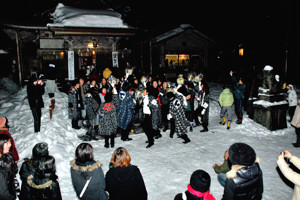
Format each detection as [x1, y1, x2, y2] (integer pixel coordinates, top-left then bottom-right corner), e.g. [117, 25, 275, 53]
[0, 77, 20, 95]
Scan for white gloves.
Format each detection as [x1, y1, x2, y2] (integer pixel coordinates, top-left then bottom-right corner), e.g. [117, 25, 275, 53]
[167, 113, 172, 120]
[201, 109, 206, 115]
[151, 99, 157, 106]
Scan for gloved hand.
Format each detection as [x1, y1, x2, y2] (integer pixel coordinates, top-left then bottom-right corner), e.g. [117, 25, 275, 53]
[167, 113, 172, 120]
[201, 109, 206, 115]
[151, 99, 157, 106]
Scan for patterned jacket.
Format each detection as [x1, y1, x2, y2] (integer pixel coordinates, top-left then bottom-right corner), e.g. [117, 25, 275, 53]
[117, 91, 135, 130]
[169, 94, 188, 136]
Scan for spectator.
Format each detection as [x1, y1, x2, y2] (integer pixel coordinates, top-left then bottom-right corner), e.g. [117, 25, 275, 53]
[212, 149, 231, 187]
[218, 85, 234, 130]
[105, 147, 147, 200]
[68, 81, 81, 130]
[27, 74, 45, 133]
[0, 134, 18, 200]
[174, 169, 215, 200]
[197, 82, 210, 132]
[230, 72, 246, 124]
[287, 84, 298, 122]
[78, 78, 88, 120]
[0, 117, 19, 163]
[277, 150, 300, 200]
[221, 142, 263, 200]
[19, 142, 49, 200]
[26, 155, 62, 200]
[71, 143, 108, 200]
[291, 97, 300, 147]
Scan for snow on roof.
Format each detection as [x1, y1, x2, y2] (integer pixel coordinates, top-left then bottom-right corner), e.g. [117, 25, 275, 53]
[264, 65, 273, 71]
[47, 3, 128, 28]
[151, 24, 214, 43]
[0, 49, 8, 54]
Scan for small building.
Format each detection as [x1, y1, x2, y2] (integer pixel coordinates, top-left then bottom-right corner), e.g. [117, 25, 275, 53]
[1, 3, 137, 84]
[150, 24, 215, 78]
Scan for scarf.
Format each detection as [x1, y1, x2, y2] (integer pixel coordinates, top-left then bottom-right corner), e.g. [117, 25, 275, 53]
[187, 184, 215, 200]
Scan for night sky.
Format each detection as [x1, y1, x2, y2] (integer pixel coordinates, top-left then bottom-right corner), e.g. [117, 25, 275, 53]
[0, 0, 299, 82]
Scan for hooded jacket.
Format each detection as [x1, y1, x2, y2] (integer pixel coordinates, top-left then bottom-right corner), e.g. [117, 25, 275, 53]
[219, 88, 234, 107]
[222, 158, 263, 200]
[0, 152, 16, 200]
[70, 160, 107, 200]
[117, 90, 135, 130]
[105, 165, 147, 200]
[287, 85, 298, 107]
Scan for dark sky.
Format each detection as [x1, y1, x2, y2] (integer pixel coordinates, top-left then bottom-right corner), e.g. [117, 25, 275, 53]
[0, 0, 299, 79]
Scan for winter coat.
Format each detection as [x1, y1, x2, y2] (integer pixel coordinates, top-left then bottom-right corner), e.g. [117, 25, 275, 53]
[26, 173, 62, 200]
[105, 165, 147, 200]
[292, 105, 300, 128]
[219, 88, 234, 107]
[148, 95, 162, 130]
[169, 94, 188, 136]
[98, 95, 118, 136]
[214, 159, 231, 174]
[85, 95, 100, 120]
[222, 159, 263, 200]
[0, 131, 19, 162]
[117, 91, 135, 130]
[0, 152, 17, 200]
[277, 155, 300, 200]
[232, 75, 246, 100]
[27, 81, 45, 109]
[288, 85, 298, 107]
[19, 158, 39, 200]
[68, 89, 80, 119]
[198, 91, 209, 125]
[70, 160, 108, 200]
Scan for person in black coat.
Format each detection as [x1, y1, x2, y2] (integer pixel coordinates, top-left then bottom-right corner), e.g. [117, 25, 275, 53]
[19, 142, 49, 200]
[25, 155, 62, 200]
[27, 75, 45, 133]
[71, 143, 108, 200]
[221, 143, 263, 200]
[105, 147, 147, 200]
[0, 134, 18, 200]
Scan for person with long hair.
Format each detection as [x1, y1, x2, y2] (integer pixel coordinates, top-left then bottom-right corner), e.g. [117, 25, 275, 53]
[105, 147, 147, 200]
[70, 143, 107, 200]
[0, 134, 18, 200]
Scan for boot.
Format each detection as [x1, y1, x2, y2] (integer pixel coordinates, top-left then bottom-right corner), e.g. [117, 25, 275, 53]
[104, 137, 109, 148]
[200, 125, 208, 132]
[181, 134, 191, 144]
[220, 117, 225, 125]
[292, 129, 300, 147]
[163, 123, 168, 132]
[111, 136, 115, 148]
[227, 121, 231, 130]
[236, 116, 243, 124]
[189, 122, 193, 132]
[154, 130, 162, 139]
[73, 119, 81, 129]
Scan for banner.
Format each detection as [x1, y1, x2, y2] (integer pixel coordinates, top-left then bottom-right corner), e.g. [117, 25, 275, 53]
[68, 51, 75, 80]
[112, 51, 119, 68]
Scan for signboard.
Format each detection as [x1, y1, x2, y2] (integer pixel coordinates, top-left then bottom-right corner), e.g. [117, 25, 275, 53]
[40, 39, 65, 49]
[68, 51, 75, 80]
[112, 51, 119, 68]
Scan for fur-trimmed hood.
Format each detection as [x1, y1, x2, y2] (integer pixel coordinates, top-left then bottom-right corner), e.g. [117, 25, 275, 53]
[27, 174, 53, 189]
[70, 159, 102, 172]
[226, 157, 261, 179]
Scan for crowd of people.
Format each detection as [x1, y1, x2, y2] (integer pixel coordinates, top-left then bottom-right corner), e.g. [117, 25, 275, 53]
[1, 66, 300, 199]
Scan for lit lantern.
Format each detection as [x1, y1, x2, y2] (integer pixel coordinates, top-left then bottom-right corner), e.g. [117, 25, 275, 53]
[239, 48, 244, 56]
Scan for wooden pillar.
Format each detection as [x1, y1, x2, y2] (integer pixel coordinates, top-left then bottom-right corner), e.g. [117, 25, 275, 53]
[15, 31, 22, 85]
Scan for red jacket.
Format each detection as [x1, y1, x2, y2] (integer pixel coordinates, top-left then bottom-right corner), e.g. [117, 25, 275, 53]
[0, 130, 19, 162]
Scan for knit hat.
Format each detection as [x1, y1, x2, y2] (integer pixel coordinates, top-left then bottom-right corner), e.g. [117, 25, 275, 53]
[229, 143, 256, 166]
[0, 117, 6, 128]
[190, 169, 211, 193]
[32, 142, 49, 159]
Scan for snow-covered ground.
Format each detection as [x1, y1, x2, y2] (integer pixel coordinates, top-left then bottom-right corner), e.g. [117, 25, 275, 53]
[1, 81, 299, 200]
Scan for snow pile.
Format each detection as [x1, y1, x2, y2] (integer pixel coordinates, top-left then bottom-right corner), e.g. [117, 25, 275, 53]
[47, 3, 128, 28]
[0, 77, 20, 95]
[264, 65, 273, 71]
[0, 82, 298, 200]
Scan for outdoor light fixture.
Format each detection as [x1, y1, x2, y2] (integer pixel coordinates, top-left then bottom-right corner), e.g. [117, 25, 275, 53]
[239, 48, 244, 56]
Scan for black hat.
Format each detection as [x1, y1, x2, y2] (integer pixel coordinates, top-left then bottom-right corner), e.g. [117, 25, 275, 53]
[32, 142, 49, 159]
[229, 143, 256, 166]
[190, 169, 211, 193]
